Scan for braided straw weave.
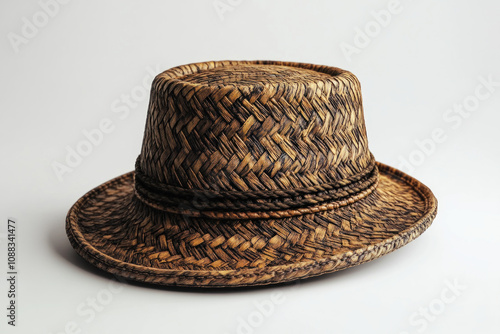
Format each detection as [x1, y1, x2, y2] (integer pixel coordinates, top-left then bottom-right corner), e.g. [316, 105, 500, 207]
[66, 61, 437, 287]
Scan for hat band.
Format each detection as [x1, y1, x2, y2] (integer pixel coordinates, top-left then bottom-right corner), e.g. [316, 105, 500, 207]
[133, 156, 379, 220]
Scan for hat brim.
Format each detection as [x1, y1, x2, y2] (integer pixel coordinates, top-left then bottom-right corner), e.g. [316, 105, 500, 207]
[66, 162, 437, 287]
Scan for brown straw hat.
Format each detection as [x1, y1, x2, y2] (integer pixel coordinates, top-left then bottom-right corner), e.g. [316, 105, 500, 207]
[66, 60, 437, 288]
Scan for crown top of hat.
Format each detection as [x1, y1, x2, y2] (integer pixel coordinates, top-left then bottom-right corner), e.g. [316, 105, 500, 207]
[137, 61, 373, 193]
[174, 63, 333, 87]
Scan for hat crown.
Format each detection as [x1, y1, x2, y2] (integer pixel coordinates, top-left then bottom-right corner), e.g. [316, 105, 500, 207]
[137, 61, 373, 193]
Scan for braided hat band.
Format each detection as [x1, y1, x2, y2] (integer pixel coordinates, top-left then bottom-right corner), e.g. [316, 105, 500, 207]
[133, 154, 379, 219]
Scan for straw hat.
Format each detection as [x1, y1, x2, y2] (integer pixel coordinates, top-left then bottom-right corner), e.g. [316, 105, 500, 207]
[66, 60, 437, 287]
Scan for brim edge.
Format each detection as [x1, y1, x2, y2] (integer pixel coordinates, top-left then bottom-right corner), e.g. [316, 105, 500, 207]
[65, 162, 438, 287]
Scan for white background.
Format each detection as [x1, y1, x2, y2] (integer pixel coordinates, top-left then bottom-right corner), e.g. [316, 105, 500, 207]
[1, 0, 499, 333]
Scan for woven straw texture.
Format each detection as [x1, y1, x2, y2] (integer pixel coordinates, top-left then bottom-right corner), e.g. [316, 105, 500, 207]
[66, 60, 437, 287]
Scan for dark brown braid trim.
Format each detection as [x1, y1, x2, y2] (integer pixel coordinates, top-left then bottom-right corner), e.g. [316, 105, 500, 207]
[133, 155, 380, 219]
